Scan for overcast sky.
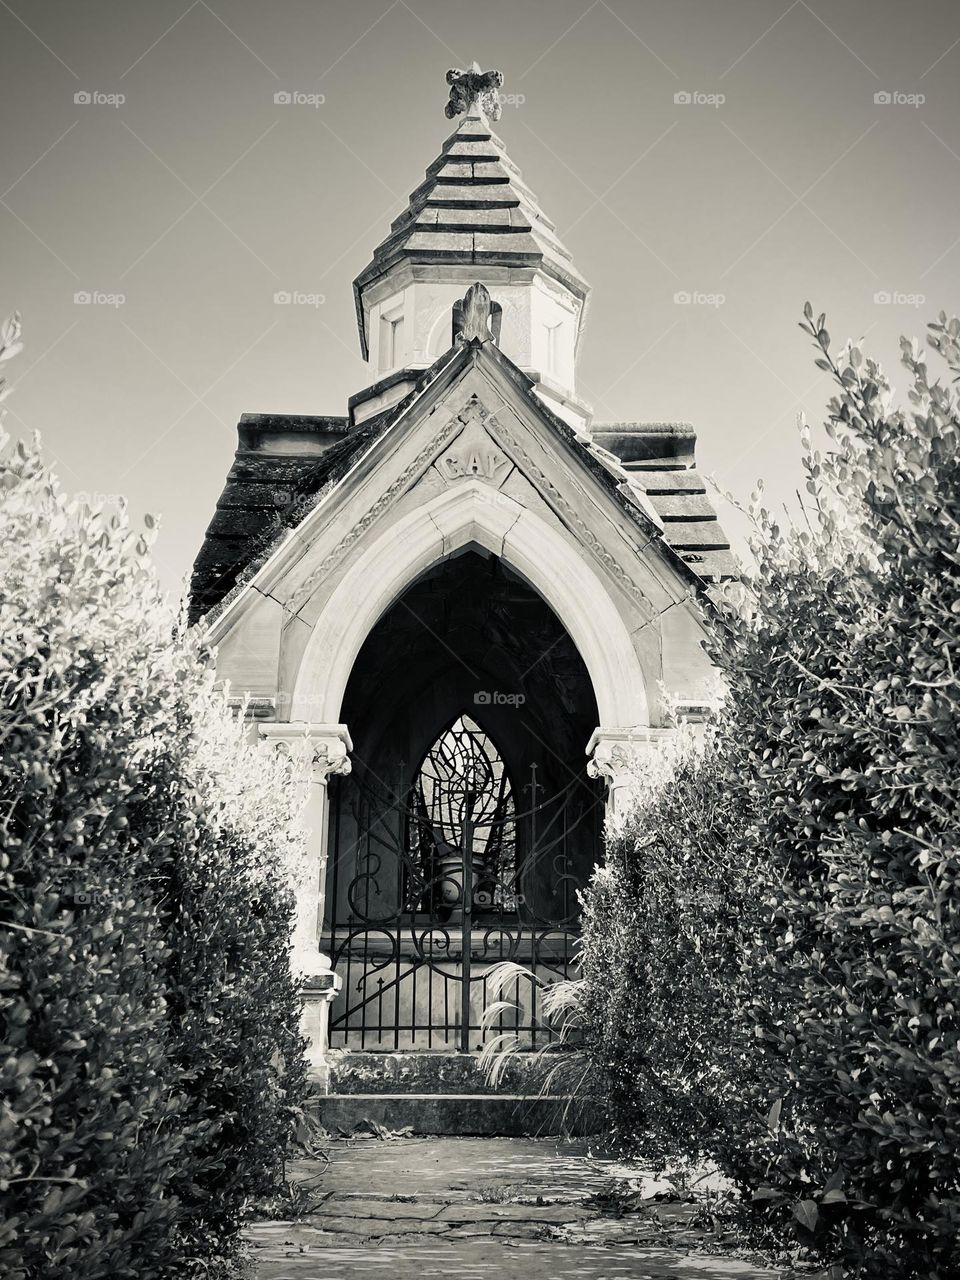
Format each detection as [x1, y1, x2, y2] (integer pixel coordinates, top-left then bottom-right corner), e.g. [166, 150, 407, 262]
[2, 0, 959, 596]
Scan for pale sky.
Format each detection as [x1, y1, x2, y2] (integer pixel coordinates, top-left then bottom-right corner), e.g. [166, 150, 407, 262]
[2, 0, 959, 596]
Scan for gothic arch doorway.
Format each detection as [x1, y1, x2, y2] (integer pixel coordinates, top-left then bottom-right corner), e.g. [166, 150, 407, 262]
[322, 549, 603, 1051]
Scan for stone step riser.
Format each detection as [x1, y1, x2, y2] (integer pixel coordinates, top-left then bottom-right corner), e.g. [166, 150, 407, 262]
[326, 1051, 561, 1096]
[312, 1093, 602, 1138]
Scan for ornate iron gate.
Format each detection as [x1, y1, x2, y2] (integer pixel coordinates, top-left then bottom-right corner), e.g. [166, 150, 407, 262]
[323, 717, 601, 1051]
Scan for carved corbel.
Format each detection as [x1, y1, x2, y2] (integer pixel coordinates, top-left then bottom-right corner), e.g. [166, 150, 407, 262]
[259, 722, 353, 784]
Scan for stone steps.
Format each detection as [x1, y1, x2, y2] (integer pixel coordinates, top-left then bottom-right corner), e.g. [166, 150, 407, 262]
[327, 1050, 546, 1096]
[315, 1051, 601, 1137]
[315, 1092, 597, 1138]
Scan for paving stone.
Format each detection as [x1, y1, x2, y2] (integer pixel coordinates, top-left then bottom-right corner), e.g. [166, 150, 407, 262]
[315, 1195, 445, 1219]
[247, 1137, 789, 1279]
[436, 1200, 592, 1223]
[248, 1240, 786, 1278]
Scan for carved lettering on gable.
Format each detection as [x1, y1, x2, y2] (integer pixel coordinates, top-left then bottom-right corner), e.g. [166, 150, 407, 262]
[439, 447, 510, 482]
[435, 401, 512, 489]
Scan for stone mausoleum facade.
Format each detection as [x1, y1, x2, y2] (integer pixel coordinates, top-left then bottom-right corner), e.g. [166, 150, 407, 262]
[190, 67, 734, 1083]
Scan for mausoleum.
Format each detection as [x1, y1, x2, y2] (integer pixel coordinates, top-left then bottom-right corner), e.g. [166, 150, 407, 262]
[190, 66, 735, 1092]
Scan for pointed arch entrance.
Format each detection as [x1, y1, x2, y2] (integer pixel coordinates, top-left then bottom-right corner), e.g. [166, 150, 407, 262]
[322, 548, 604, 1051]
[289, 478, 650, 729]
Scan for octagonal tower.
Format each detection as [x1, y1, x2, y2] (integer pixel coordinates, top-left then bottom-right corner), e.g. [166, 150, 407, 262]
[350, 65, 591, 429]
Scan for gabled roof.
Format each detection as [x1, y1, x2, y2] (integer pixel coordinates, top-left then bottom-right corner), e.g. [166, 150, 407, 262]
[189, 339, 736, 627]
[352, 108, 589, 358]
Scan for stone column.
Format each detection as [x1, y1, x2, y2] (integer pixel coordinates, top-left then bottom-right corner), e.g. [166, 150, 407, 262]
[259, 721, 352, 1086]
[586, 726, 674, 822]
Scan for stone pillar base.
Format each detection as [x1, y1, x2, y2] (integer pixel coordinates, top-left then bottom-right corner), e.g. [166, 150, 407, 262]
[301, 964, 341, 1092]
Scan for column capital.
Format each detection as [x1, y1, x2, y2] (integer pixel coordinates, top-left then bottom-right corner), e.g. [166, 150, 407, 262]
[586, 726, 673, 773]
[586, 726, 674, 819]
[259, 721, 353, 782]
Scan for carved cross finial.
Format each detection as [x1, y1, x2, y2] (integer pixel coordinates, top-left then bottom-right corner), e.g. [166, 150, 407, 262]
[445, 62, 504, 121]
[452, 282, 502, 346]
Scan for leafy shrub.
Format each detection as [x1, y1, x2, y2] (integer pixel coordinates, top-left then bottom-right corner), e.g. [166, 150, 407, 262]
[579, 735, 755, 1162]
[0, 396, 308, 1276]
[579, 311, 960, 1278]
[135, 690, 308, 1259]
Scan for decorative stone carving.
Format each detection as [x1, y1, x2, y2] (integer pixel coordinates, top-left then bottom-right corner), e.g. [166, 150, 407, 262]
[445, 64, 503, 121]
[485, 412, 658, 621]
[259, 722, 353, 783]
[435, 397, 511, 489]
[586, 727, 674, 819]
[452, 281, 503, 346]
[438, 447, 510, 482]
[285, 398, 487, 615]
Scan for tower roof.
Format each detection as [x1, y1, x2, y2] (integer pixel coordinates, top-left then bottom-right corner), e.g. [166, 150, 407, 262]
[352, 86, 589, 359]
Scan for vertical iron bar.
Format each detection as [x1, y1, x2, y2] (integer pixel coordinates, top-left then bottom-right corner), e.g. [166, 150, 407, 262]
[360, 806, 369, 1051]
[460, 790, 474, 1053]
[394, 804, 401, 1052]
[442, 965, 448, 1048]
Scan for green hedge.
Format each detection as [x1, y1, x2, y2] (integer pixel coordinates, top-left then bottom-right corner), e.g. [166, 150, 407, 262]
[580, 745, 755, 1163]
[579, 311, 960, 1278]
[0, 423, 308, 1278]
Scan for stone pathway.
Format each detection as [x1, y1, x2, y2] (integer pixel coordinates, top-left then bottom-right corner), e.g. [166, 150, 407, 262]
[246, 1137, 813, 1279]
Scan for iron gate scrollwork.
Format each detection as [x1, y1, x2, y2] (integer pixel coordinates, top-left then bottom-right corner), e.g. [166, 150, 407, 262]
[323, 716, 602, 1052]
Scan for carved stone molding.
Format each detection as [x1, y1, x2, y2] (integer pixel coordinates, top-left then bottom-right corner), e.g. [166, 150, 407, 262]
[285, 398, 487, 616]
[586, 726, 674, 817]
[485, 413, 656, 622]
[259, 721, 353, 783]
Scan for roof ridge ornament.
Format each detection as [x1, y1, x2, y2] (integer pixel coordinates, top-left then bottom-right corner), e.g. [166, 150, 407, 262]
[445, 62, 503, 121]
[452, 282, 502, 346]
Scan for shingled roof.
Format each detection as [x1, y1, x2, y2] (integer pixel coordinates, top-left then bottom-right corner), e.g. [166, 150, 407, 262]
[189, 342, 737, 626]
[592, 422, 738, 583]
[352, 106, 589, 358]
[190, 409, 383, 622]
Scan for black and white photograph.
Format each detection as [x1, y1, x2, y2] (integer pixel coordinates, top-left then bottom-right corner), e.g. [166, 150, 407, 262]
[2, 3, 958, 1278]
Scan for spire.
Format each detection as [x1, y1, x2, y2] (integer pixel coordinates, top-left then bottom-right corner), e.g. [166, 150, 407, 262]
[350, 67, 590, 422]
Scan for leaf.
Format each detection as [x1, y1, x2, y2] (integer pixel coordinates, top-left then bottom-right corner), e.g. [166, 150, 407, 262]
[793, 1199, 819, 1232]
[766, 1096, 783, 1135]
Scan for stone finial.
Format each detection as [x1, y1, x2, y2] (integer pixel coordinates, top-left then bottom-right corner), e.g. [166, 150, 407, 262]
[452, 282, 503, 346]
[445, 63, 504, 121]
